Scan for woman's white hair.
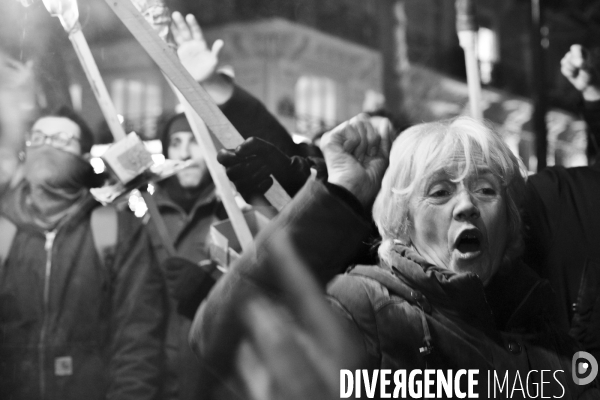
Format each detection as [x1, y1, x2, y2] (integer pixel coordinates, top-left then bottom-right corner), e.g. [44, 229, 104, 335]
[372, 116, 528, 267]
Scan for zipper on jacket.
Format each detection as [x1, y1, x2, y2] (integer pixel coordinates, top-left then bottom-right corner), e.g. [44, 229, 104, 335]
[39, 230, 56, 400]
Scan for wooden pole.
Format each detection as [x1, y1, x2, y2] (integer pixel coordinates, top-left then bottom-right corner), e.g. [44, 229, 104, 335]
[68, 25, 126, 140]
[169, 80, 254, 252]
[102, 0, 291, 211]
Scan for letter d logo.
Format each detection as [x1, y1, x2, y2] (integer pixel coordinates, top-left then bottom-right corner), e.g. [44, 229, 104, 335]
[572, 351, 598, 385]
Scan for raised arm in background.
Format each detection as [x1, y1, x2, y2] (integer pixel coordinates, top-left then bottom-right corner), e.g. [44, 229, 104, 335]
[188, 114, 393, 399]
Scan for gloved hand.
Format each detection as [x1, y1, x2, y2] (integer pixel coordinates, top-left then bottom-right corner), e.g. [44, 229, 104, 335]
[217, 137, 313, 201]
[163, 256, 220, 319]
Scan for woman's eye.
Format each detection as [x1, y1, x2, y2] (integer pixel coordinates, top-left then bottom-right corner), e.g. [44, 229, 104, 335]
[477, 187, 497, 196]
[429, 189, 451, 197]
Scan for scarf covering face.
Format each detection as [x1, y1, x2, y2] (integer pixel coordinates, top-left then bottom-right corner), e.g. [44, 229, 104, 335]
[22, 146, 94, 229]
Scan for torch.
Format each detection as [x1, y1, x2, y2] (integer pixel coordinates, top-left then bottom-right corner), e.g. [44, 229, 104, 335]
[39, 0, 126, 141]
[456, 0, 483, 120]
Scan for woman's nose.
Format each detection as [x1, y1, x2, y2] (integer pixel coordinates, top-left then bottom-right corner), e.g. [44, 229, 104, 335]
[453, 189, 480, 221]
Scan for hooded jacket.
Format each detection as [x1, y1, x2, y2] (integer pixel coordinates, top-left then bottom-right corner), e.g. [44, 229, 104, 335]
[191, 179, 599, 399]
[0, 181, 166, 400]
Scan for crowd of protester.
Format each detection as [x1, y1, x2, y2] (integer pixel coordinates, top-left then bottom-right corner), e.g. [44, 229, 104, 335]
[0, 9, 599, 400]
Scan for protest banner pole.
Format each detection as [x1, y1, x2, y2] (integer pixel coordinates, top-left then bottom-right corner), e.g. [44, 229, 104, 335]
[456, 0, 483, 121]
[102, 0, 292, 211]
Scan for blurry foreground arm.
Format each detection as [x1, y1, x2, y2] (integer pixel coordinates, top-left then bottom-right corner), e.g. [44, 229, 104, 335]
[189, 114, 392, 383]
[0, 55, 34, 193]
[235, 236, 364, 400]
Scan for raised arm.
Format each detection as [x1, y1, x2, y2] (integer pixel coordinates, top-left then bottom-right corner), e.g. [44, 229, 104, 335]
[189, 115, 392, 393]
[560, 44, 600, 163]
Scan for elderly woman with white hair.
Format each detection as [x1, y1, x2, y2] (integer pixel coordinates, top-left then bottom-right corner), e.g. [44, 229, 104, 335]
[190, 115, 599, 399]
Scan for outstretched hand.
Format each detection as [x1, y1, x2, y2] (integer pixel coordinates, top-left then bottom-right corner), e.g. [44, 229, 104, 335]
[560, 44, 600, 101]
[320, 114, 393, 208]
[171, 11, 224, 83]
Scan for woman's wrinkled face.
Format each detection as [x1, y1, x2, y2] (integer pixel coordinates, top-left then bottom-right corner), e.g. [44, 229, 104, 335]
[407, 156, 508, 285]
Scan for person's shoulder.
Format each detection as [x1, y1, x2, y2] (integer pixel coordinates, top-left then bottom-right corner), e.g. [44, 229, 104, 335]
[327, 267, 411, 314]
[530, 165, 600, 193]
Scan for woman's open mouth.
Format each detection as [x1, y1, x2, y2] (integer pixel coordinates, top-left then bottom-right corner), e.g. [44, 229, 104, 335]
[454, 230, 483, 260]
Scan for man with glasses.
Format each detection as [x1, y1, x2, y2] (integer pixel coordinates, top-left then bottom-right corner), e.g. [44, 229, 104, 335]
[0, 106, 166, 400]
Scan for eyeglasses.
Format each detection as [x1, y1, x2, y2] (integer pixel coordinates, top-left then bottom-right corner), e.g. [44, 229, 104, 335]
[26, 130, 80, 149]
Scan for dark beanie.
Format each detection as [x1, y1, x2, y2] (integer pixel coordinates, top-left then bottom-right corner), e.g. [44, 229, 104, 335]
[160, 112, 192, 157]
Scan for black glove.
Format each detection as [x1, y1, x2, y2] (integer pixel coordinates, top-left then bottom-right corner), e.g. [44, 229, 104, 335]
[217, 137, 313, 201]
[163, 256, 220, 319]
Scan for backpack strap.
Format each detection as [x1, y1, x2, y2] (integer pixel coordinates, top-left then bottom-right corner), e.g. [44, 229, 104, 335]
[91, 206, 118, 269]
[0, 216, 17, 267]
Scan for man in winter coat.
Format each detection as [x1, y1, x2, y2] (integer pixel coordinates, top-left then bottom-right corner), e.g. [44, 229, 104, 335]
[0, 106, 166, 400]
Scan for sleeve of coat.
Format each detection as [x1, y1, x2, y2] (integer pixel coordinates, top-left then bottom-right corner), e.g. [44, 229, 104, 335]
[582, 99, 600, 162]
[188, 179, 372, 376]
[219, 84, 322, 158]
[106, 212, 167, 400]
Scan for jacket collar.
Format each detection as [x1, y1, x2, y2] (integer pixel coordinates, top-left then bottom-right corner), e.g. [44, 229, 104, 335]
[153, 180, 218, 217]
[388, 243, 557, 333]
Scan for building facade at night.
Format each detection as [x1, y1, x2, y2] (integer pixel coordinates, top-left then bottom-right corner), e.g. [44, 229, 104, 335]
[2, 0, 599, 167]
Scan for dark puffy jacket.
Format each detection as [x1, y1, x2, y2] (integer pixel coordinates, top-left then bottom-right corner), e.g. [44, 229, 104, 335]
[191, 180, 599, 399]
[329, 251, 596, 398]
[523, 165, 600, 362]
[0, 182, 166, 400]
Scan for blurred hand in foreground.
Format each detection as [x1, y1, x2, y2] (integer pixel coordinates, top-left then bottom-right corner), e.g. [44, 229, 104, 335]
[234, 235, 364, 400]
